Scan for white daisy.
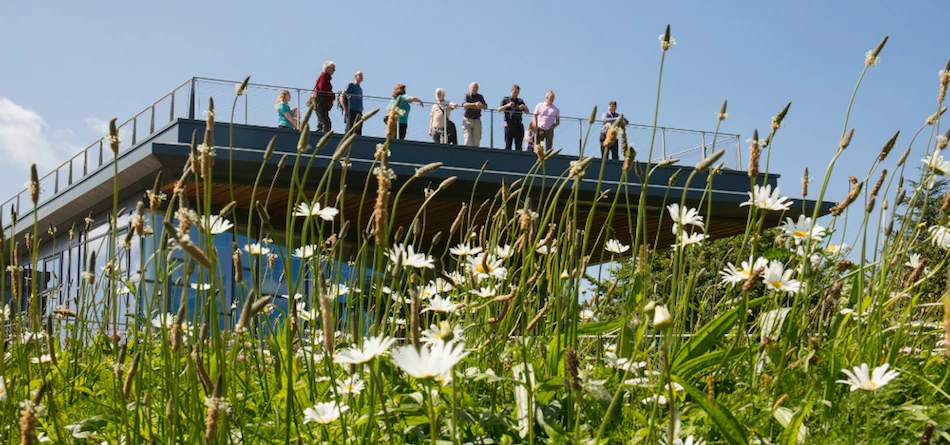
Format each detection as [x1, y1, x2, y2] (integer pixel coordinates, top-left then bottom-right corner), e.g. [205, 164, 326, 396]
[391, 340, 470, 383]
[837, 363, 899, 391]
[762, 260, 801, 294]
[294, 201, 339, 221]
[495, 244, 514, 258]
[536, 243, 557, 255]
[243, 243, 271, 256]
[449, 243, 482, 257]
[720, 257, 769, 285]
[905, 253, 930, 273]
[336, 376, 365, 395]
[190, 283, 212, 291]
[327, 283, 350, 297]
[579, 309, 596, 321]
[387, 243, 435, 269]
[929, 225, 950, 250]
[605, 239, 630, 254]
[293, 244, 319, 259]
[667, 203, 704, 230]
[781, 215, 826, 244]
[303, 402, 348, 424]
[200, 216, 233, 235]
[31, 354, 52, 364]
[469, 286, 496, 299]
[296, 303, 319, 322]
[421, 323, 465, 346]
[445, 271, 466, 286]
[740, 184, 792, 211]
[641, 394, 667, 405]
[466, 253, 507, 281]
[422, 295, 460, 313]
[674, 230, 708, 248]
[333, 336, 396, 365]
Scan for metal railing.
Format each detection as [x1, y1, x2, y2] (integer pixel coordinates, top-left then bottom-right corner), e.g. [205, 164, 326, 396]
[1, 78, 196, 222]
[2, 76, 741, 227]
[194, 77, 741, 166]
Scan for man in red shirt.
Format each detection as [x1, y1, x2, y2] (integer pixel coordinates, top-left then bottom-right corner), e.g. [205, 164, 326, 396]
[313, 61, 336, 132]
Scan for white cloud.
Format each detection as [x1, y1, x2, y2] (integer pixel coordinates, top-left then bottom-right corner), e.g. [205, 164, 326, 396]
[0, 98, 62, 170]
[85, 117, 109, 136]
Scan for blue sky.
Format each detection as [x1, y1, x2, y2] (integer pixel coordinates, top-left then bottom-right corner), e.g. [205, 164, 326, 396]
[1, 0, 948, 242]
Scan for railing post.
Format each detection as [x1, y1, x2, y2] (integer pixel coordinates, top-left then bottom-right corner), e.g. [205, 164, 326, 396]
[578, 119, 583, 157]
[489, 113, 494, 149]
[701, 131, 707, 157]
[83, 148, 88, 175]
[735, 135, 742, 170]
[244, 92, 248, 125]
[99, 140, 104, 166]
[150, 105, 156, 133]
[132, 118, 138, 145]
[68, 160, 73, 186]
[661, 129, 667, 160]
[54, 170, 59, 194]
[170, 90, 176, 121]
[188, 77, 197, 120]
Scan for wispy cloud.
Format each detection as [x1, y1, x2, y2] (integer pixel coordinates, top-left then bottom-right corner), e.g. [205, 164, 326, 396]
[0, 98, 64, 170]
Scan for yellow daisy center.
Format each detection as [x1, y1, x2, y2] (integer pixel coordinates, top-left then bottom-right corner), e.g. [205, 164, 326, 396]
[476, 263, 490, 274]
[771, 281, 784, 288]
[793, 230, 808, 238]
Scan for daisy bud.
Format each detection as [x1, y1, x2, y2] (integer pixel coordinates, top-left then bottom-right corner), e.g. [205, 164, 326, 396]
[717, 100, 728, 121]
[652, 305, 672, 330]
[643, 300, 656, 314]
[878, 131, 900, 161]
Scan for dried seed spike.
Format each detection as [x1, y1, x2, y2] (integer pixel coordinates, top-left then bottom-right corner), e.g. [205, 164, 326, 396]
[926, 107, 948, 125]
[748, 129, 761, 178]
[413, 162, 443, 178]
[878, 131, 900, 161]
[263, 135, 277, 161]
[438, 176, 457, 191]
[660, 24, 672, 51]
[742, 267, 765, 292]
[940, 127, 950, 150]
[588, 105, 597, 125]
[668, 168, 683, 186]
[866, 195, 876, 213]
[122, 351, 141, 398]
[297, 125, 311, 154]
[717, 99, 728, 120]
[772, 102, 792, 130]
[29, 164, 39, 205]
[870, 169, 887, 199]
[695, 149, 725, 172]
[108, 117, 120, 153]
[867, 36, 888, 66]
[840, 128, 855, 149]
[237, 76, 250, 96]
[896, 146, 912, 167]
[802, 167, 810, 198]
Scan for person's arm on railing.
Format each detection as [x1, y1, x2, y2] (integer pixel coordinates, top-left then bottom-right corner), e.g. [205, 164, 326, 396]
[407, 96, 425, 108]
[338, 90, 347, 115]
[285, 111, 298, 129]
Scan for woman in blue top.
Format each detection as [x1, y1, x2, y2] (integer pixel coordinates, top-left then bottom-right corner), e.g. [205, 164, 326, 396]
[276, 90, 298, 129]
[388, 84, 424, 140]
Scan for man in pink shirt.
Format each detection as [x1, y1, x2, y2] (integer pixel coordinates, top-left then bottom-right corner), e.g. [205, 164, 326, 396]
[532, 90, 560, 151]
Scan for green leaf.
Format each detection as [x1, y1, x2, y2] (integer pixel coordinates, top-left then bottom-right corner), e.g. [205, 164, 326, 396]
[577, 318, 625, 336]
[671, 374, 748, 445]
[777, 399, 812, 445]
[675, 347, 750, 381]
[672, 297, 767, 369]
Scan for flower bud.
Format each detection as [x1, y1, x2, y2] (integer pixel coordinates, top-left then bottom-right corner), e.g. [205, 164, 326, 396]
[652, 305, 672, 330]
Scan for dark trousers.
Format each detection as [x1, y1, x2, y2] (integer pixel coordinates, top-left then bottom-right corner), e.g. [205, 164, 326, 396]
[345, 110, 362, 135]
[537, 127, 554, 151]
[504, 122, 524, 150]
[398, 123, 408, 140]
[600, 134, 619, 160]
[317, 109, 331, 132]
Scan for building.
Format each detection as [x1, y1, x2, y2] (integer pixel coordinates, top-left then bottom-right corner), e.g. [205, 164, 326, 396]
[0, 77, 832, 329]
